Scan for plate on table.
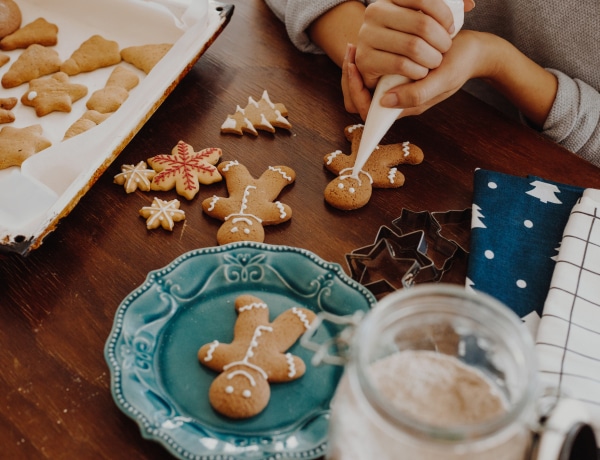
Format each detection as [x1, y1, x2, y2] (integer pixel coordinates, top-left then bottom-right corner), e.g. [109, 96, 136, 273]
[0, 0, 233, 255]
[104, 242, 376, 459]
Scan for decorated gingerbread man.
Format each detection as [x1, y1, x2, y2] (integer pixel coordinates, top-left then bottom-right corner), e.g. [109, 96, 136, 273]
[198, 294, 316, 419]
[201, 160, 296, 244]
[323, 124, 424, 210]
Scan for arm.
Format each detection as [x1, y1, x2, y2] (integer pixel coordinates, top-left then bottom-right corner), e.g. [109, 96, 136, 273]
[375, 31, 558, 129]
[264, 0, 366, 55]
[307, 1, 366, 66]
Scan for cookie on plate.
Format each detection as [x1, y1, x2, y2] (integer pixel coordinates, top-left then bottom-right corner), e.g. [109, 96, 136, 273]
[198, 294, 316, 419]
[120, 43, 172, 74]
[21, 72, 88, 116]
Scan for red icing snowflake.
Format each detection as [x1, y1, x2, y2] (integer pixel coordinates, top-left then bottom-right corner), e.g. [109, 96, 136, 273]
[148, 140, 222, 200]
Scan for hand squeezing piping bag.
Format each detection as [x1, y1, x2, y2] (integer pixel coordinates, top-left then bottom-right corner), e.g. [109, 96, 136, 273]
[350, 0, 464, 177]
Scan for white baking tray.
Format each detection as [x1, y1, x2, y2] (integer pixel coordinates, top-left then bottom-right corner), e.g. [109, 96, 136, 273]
[0, 0, 233, 255]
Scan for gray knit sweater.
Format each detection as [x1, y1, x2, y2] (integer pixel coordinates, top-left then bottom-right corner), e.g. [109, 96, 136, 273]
[265, 0, 600, 166]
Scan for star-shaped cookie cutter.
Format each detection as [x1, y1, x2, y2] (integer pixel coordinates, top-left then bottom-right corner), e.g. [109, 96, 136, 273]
[345, 208, 471, 297]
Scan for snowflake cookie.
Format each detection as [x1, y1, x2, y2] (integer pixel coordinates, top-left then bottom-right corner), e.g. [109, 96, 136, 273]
[148, 140, 222, 200]
[139, 197, 185, 231]
[114, 160, 156, 193]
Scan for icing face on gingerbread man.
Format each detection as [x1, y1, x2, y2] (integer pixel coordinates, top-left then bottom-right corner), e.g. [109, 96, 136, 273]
[323, 124, 424, 210]
[201, 161, 296, 245]
[198, 294, 316, 419]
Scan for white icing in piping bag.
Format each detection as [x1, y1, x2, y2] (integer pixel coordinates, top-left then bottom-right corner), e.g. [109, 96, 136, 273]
[351, 0, 464, 177]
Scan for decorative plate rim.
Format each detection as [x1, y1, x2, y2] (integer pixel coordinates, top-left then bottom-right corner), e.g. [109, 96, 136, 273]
[104, 242, 376, 459]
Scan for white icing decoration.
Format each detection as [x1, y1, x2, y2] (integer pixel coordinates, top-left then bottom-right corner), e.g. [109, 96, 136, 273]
[239, 302, 268, 312]
[388, 167, 398, 184]
[244, 228, 250, 234]
[285, 353, 296, 378]
[222, 325, 273, 380]
[231, 226, 239, 233]
[268, 166, 293, 181]
[27, 91, 37, 101]
[225, 386, 234, 394]
[349, 187, 355, 194]
[222, 160, 239, 172]
[141, 198, 184, 230]
[275, 201, 286, 219]
[337, 183, 344, 190]
[248, 96, 259, 108]
[227, 369, 257, 387]
[347, 124, 363, 133]
[292, 307, 312, 329]
[402, 141, 410, 157]
[206, 196, 219, 211]
[243, 390, 252, 398]
[204, 340, 219, 362]
[221, 117, 236, 130]
[262, 90, 274, 108]
[326, 150, 342, 165]
[259, 113, 274, 131]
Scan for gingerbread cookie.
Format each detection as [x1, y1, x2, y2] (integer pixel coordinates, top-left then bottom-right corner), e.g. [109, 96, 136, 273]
[21, 72, 88, 116]
[1, 43, 61, 88]
[0, 124, 51, 169]
[0, 0, 21, 39]
[202, 161, 295, 245]
[0, 96, 16, 123]
[114, 160, 156, 193]
[148, 141, 222, 200]
[63, 110, 111, 139]
[221, 90, 291, 136]
[323, 124, 424, 210]
[120, 43, 172, 74]
[139, 197, 185, 231]
[60, 34, 121, 76]
[86, 65, 139, 113]
[198, 294, 316, 419]
[0, 17, 58, 51]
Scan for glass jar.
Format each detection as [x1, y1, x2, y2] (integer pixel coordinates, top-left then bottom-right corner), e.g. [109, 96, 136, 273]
[325, 284, 593, 459]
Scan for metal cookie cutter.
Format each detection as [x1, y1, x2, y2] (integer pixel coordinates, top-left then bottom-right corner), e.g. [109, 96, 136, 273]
[345, 208, 471, 296]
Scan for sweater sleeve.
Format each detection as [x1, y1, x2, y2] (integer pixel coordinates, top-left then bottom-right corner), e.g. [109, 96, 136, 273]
[264, 0, 362, 54]
[543, 69, 600, 167]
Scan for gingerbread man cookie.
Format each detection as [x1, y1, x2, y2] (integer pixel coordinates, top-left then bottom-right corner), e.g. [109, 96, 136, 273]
[148, 141, 222, 200]
[323, 124, 424, 210]
[198, 294, 316, 419]
[202, 160, 295, 245]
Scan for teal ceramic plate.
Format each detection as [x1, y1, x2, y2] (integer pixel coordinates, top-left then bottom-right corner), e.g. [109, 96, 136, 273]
[104, 242, 376, 459]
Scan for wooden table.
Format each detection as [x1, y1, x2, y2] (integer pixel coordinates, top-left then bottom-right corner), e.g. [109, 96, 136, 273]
[1, 1, 599, 458]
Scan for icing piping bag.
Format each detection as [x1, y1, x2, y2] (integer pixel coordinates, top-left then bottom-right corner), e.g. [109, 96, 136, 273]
[350, 0, 464, 177]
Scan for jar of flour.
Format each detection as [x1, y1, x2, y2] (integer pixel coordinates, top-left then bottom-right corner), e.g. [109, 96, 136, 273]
[323, 284, 596, 459]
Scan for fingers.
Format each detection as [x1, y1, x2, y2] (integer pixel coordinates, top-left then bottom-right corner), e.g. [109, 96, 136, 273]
[342, 43, 373, 120]
[356, 0, 455, 85]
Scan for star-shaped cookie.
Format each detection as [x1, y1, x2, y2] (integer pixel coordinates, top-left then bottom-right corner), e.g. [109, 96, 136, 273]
[114, 161, 156, 193]
[21, 72, 88, 116]
[148, 141, 222, 200]
[139, 197, 185, 230]
[0, 124, 51, 169]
